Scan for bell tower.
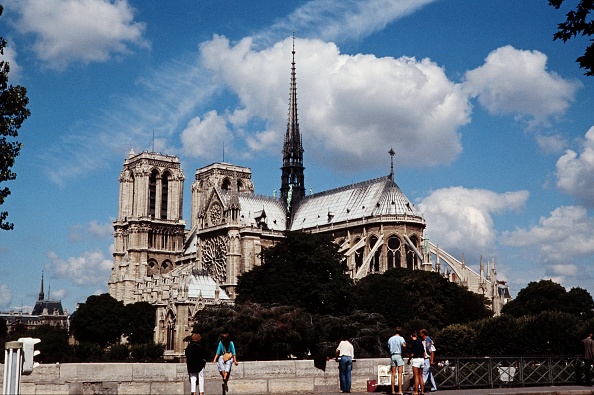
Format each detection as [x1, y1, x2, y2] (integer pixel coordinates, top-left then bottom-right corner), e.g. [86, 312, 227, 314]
[280, 38, 305, 218]
[109, 149, 186, 304]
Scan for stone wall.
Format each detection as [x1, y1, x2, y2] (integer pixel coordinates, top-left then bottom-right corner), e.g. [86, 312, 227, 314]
[1, 358, 410, 394]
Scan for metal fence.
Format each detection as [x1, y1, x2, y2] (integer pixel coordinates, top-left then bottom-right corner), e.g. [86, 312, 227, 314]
[433, 356, 585, 389]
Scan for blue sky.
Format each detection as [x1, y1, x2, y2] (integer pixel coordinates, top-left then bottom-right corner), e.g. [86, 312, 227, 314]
[1, 0, 593, 314]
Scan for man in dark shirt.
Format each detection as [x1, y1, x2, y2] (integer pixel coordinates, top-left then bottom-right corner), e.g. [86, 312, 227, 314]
[582, 333, 594, 386]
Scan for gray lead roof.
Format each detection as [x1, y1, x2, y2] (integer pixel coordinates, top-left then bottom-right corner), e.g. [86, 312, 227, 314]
[290, 175, 423, 231]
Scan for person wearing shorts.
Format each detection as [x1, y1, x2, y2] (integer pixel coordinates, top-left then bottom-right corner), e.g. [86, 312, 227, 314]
[408, 332, 425, 395]
[388, 327, 406, 395]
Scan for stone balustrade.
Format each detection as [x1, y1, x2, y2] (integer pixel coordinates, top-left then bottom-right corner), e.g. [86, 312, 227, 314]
[0, 358, 409, 394]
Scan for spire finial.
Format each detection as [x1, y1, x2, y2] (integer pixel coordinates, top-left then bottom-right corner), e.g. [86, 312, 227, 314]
[389, 147, 395, 180]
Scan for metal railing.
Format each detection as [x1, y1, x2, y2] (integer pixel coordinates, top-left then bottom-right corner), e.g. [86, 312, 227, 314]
[433, 356, 584, 389]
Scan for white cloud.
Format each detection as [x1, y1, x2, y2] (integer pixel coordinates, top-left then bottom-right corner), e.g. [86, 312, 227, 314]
[8, 0, 148, 69]
[88, 220, 113, 238]
[0, 41, 22, 82]
[556, 126, 594, 206]
[257, 0, 438, 45]
[501, 205, 594, 285]
[463, 46, 580, 126]
[535, 133, 567, 154]
[181, 110, 233, 161]
[47, 250, 112, 286]
[200, 36, 470, 172]
[418, 187, 529, 258]
[501, 205, 594, 261]
[69, 220, 113, 242]
[50, 288, 67, 300]
[0, 284, 13, 309]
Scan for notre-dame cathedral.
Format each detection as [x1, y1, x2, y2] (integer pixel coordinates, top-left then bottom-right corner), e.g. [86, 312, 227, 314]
[108, 46, 510, 359]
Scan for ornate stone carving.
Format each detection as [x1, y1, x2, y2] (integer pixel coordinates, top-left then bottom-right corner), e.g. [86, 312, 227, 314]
[201, 235, 228, 283]
[208, 202, 223, 226]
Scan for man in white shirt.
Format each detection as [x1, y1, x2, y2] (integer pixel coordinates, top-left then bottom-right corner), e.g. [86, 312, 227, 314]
[336, 336, 355, 393]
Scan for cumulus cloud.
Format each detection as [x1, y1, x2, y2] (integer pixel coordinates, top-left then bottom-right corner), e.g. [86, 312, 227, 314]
[47, 250, 112, 286]
[463, 46, 580, 127]
[556, 126, 594, 206]
[501, 206, 594, 261]
[7, 0, 148, 69]
[418, 187, 529, 258]
[198, 36, 470, 172]
[181, 110, 234, 161]
[501, 205, 594, 284]
[0, 284, 12, 309]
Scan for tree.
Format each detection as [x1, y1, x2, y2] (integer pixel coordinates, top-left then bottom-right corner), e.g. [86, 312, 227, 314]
[123, 301, 156, 344]
[28, 324, 74, 363]
[352, 268, 492, 328]
[501, 279, 594, 319]
[236, 231, 354, 315]
[549, 0, 594, 76]
[0, 5, 31, 230]
[70, 293, 126, 347]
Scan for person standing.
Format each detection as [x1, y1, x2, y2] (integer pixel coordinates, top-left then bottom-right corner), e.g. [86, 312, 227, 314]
[185, 333, 206, 395]
[420, 329, 437, 392]
[408, 332, 425, 395]
[387, 327, 406, 395]
[213, 332, 238, 393]
[335, 336, 355, 393]
[582, 333, 594, 386]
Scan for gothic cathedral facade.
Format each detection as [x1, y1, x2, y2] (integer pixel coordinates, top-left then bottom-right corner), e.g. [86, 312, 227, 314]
[109, 46, 508, 359]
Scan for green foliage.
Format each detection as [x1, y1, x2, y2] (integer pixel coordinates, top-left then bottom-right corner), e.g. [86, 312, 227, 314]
[0, 5, 31, 230]
[435, 324, 477, 356]
[28, 324, 74, 363]
[123, 301, 156, 344]
[70, 293, 126, 347]
[564, 287, 594, 320]
[193, 303, 317, 360]
[130, 343, 165, 362]
[549, 0, 594, 76]
[515, 311, 581, 355]
[471, 314, 519, 356]
[108, 344, 130, 361]
[74, 341, 105, 362]
[236, 231, 354, 315]
[501, 280, 594, 320]
[352, 268, 492, 327]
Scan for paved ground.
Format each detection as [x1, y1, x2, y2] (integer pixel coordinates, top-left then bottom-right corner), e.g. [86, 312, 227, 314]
[303, 386, 594, 395]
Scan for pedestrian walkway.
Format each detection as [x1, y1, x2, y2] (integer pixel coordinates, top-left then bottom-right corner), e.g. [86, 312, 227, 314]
[312, 386, 594, 395]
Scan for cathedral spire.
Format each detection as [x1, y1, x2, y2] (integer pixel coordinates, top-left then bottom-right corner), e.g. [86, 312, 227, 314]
[38, 272, 45, 302]
[389, 147, 395, 181]
[281, 35, 305, 213]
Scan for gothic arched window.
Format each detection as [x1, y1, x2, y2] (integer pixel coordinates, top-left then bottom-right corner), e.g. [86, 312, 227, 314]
[369, 235, 381, 273]
[354, 238, 364, 271]
[161, 171, 169, 220]
[406, 235, 420, 270]
[387, 235, 401, 270]
[149, 170, 158, 217]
